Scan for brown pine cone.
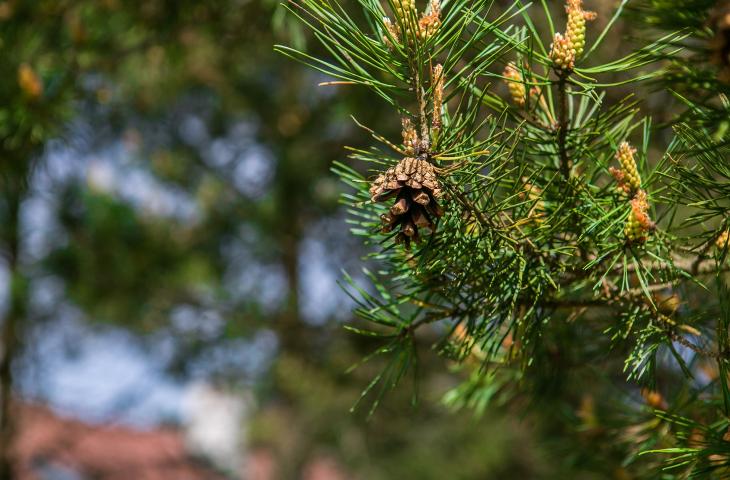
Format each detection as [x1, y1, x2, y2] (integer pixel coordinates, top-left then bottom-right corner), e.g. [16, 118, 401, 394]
[369, 157, 444, 249]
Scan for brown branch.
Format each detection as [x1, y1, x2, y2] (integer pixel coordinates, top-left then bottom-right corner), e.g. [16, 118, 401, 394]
[556, 73, 571, 180]
[449, 188, 497, 230]
[663, 327, 723, 359]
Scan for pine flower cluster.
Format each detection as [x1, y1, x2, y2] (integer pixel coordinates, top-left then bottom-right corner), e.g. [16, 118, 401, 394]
[393, 0, 416, 26]
[565, 0, 596, 59]
[550, 33, 575, 71]
[624, 189, 654, 244]
[503, 63, 526, 106]
[612, 142, 654, 244]
[418, 0, 441, 41]
[383, 0, 441, 47]
[549, 0, 596, 71]
[610, 142, 641, 196]
[401, 118, 419, 155]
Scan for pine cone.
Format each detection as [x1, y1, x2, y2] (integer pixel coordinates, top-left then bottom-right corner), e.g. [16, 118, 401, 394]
[369, 157, 444, 248]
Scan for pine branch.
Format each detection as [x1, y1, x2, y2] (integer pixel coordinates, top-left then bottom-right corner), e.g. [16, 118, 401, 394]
[284, 1, 730, 471]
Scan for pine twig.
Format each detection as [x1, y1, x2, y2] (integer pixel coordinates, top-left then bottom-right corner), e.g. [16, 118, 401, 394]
[556, 73, 571, 180]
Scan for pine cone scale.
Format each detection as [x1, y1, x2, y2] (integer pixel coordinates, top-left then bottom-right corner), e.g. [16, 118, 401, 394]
[412, 190, 430, 205]
[391, 196, 409, 216]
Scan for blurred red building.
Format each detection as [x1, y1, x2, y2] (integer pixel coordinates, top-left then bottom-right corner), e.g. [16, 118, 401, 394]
[13, 403, 226, 480]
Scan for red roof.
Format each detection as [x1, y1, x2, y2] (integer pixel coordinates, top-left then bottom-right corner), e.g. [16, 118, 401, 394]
[13, 403, 226, 480]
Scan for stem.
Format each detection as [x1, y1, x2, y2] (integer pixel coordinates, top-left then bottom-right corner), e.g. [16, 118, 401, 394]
[415, 68, 430, 154]
[556, 73, 571, 180]
[419, 85, 429, 149]
[0, 182, 23, 480]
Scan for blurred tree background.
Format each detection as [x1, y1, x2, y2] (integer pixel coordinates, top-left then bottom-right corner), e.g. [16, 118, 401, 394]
[1, 0, 727, 479]
[0, 0, 553, 479]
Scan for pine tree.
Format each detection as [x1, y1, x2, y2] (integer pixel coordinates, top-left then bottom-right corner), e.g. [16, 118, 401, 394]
[282, 0, 730, 476]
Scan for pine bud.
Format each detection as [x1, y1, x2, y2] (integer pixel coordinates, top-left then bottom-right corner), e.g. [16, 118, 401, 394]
[550, 33, 575, 72]
[717, 229, 730, 250]
[393, 0, 417, 40]
[503, 63, 526, 107]
[17, 63, 43, 99]
[614, 142, 641, 195]
[655, 292, 681, 315]
[393, 0, 416, 21]
[565, 0, 596, 60]
[624, 190, 654, 244]
[640, 388, 668, 410]
[432, 64, 444, 131]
